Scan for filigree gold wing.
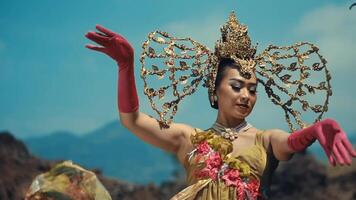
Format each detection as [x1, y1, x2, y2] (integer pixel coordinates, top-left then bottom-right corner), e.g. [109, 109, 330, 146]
[255, 42, 332, 132]
[140, 31, 211, 128]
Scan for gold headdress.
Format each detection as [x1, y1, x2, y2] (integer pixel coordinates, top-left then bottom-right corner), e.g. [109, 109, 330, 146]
[140, 12, 332, 132]
[206, 12, 257, 106]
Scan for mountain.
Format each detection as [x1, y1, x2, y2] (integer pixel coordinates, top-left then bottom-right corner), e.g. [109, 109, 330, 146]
[24, 121, 178, 184]
[0, 131, 186, 200]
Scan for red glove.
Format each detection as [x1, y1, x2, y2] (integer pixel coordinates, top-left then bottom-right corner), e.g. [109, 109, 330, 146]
[85, 25, 139, 113]
[288, 118, 356, 166]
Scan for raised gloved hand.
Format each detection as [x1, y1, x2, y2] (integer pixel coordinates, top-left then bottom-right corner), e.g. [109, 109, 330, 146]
[288, 118, 356, 166]
[85, 25, 138, 113]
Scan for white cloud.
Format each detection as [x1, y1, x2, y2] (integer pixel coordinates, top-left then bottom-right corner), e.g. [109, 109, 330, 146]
[295, 4, 356, 71]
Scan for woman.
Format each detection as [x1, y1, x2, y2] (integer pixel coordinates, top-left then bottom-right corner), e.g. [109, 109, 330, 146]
[85, 13, 356, 199]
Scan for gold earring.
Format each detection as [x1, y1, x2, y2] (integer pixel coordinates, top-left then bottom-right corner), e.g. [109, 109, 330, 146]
[210, 95, 218, 105]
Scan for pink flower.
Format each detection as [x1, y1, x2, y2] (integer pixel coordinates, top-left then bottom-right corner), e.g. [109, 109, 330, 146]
[196, 166, 219, 180]
[221, 169, 241, 187]
[196, 141, 211, 154]
[195, 168, 209, 179]
[195, 152, 223, 181]
[246, 179, 260, 199]
[206, 152, 222, 168]
[236, 178, 260, 200]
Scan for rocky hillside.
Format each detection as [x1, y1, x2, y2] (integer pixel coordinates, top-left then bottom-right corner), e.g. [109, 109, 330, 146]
[270, 153, 356, 200]
[0, 131, 355, 200]
[0, 132, 54, 200]
[0, 131, 185, 200]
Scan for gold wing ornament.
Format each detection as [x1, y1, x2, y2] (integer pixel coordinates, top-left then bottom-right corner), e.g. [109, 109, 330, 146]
[140, 31, 211, 128]
[255, 42, 332, 131]
[140, 12, 332, 131]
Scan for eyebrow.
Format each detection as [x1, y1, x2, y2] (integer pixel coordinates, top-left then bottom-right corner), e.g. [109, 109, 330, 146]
[228, 78, 257, 86]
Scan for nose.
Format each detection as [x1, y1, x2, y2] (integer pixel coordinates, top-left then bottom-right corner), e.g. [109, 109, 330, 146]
[240, 88, 249, 103]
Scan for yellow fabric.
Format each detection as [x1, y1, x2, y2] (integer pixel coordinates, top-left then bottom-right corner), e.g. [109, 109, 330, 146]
[170, 130, 267, 200]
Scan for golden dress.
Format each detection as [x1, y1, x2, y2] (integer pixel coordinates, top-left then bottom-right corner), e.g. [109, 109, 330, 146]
[171, 128, 272, 200]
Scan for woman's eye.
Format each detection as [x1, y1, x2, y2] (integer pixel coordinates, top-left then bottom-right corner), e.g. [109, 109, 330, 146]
[248, 86, 257, 93]
[231, 85, 241, 90]
[249, 88, 257, 94]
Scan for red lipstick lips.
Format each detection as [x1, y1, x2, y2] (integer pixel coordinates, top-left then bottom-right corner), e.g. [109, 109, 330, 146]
[236, 103, 249, 109]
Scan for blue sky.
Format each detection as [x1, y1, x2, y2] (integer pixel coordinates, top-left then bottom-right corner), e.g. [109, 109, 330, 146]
[1, 0, 356, 138]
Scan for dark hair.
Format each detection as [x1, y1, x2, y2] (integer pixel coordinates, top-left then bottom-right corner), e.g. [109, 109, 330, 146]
[210, 57, 253, 109]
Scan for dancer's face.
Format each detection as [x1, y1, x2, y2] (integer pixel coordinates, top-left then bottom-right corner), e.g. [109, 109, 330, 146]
[215, 67, 257, 120]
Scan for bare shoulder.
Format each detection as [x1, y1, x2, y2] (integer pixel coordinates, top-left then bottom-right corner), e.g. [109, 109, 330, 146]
[180, 125, 204, 145]
[264, 128, 289, 135]
[171, 122, 199, 145]
[176, 123, 196, 138]
[189, 127, 204, 136]
[263, 128, 290, 138]
[263, 128, 294, 161]
[248, 127, 263, 134]
[258, 128, 289, 150]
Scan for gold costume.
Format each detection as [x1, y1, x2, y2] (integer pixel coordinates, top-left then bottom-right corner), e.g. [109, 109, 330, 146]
[171, 129, 269, 200]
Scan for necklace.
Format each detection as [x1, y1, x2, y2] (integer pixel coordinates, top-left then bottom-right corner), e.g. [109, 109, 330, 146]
[211, 121, 253, 141]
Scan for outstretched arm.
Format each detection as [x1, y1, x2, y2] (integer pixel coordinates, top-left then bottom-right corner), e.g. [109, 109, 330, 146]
[85, 25, 194, 154]
[265, 119, 356, 166]
[263, 129, 293, 161]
